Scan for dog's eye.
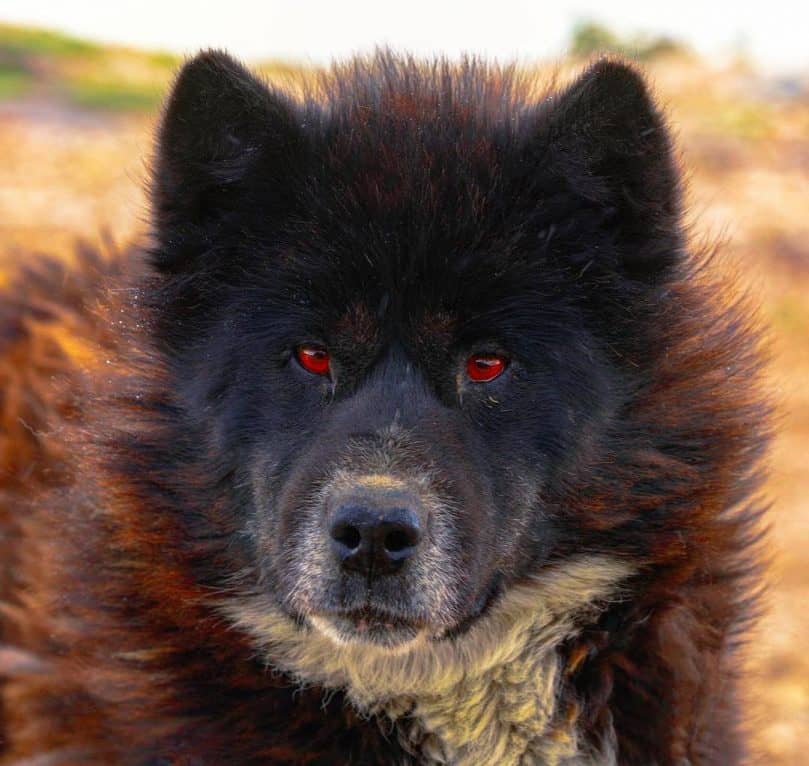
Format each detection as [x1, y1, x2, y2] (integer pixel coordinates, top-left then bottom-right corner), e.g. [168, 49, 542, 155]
[296, 345, 331, 376]
[466, 354, 508, 382]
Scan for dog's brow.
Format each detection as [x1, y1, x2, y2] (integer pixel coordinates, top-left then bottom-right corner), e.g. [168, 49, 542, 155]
[334, 302, 378, 344]
[417, 310, 457, 342]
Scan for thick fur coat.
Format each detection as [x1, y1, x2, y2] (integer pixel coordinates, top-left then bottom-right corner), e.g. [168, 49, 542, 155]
[0, 53, 768, 765]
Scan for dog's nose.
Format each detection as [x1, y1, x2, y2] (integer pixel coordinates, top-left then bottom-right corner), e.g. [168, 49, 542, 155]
[329, 499, 422, 577]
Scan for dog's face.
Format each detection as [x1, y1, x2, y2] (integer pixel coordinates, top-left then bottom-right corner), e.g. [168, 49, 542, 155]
[148, 53, 681, 650]
[223, 253, 609, 650]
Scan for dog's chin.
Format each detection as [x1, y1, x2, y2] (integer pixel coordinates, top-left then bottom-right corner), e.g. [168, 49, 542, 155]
[304, 576, 504, 651]
[308, 609, 426, 652]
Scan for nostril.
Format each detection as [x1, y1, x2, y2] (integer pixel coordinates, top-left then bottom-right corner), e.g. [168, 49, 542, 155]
[329, 502, 422, 575]
[384, 526, 418, 553]
[331, 522, 361, 551]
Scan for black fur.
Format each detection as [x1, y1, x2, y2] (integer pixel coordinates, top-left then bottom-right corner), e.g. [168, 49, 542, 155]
[0, 52, 768, 764]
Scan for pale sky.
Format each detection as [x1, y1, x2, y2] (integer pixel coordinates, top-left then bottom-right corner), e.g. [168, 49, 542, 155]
[1, 0, 806, 73]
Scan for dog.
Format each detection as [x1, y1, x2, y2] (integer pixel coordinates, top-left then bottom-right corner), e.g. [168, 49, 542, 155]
[0, 51, 769, 764]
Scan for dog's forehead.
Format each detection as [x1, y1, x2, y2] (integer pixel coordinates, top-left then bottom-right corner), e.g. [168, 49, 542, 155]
[333, 301, 379, 344]
[306, 101, 507, 244]
[331, 295, 459, 348]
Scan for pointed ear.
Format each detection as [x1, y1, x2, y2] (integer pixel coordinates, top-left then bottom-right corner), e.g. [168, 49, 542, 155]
[537, 60, 684, 282]
[151, 51, 302, 273]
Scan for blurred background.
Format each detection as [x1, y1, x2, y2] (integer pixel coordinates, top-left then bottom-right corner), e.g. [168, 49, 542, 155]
[0, 1, 806, 762]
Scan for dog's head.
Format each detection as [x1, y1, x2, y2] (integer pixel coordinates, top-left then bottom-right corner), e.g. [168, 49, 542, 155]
[145, 52, 681, 650]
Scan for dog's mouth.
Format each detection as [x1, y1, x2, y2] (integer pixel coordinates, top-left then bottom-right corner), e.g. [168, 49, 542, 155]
[311, 606, 425, 649]
[305, 576, 504, 650]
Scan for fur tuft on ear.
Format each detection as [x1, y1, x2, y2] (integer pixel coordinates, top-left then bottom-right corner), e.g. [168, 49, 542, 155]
[151, 50, 302, 273]
[537, 59, 684, 283]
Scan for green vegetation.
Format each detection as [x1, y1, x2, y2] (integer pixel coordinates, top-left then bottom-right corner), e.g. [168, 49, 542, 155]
[0, 22, 310, 112]
[0, 22, 177, 111]
[0, 67, 30, 99]
[570, 21, 687, 61]
[65, 78, 168, 111]
[0, 55, 32, 98]
[0, 23, 103, 57]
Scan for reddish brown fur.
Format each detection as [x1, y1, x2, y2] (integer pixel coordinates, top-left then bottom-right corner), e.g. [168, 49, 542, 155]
[0, 56, 770, 765]
[0, 252, 769, 765]
[0, 246, 413, 763]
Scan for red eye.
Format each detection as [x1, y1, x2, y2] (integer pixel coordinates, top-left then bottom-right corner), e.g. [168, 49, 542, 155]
[466, 354, 507, 382]
[296, 346, 331, 376]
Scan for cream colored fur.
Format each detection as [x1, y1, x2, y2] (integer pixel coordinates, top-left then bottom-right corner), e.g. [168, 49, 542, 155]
[223, 556, 631, 765]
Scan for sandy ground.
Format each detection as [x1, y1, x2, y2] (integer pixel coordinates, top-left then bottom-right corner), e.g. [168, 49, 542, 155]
[0, 58, 807, 763]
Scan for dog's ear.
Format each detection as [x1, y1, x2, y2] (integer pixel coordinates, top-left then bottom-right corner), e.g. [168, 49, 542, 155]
[151, 50, 303, 273]
[535, 59, 684, 283]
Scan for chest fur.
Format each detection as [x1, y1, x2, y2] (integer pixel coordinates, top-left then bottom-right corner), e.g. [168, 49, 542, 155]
[382, 644, 608, 765]
[224, 556, 629, 765]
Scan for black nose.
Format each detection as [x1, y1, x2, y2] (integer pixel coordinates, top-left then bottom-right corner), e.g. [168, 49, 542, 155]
[329, 504, 422, 577]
